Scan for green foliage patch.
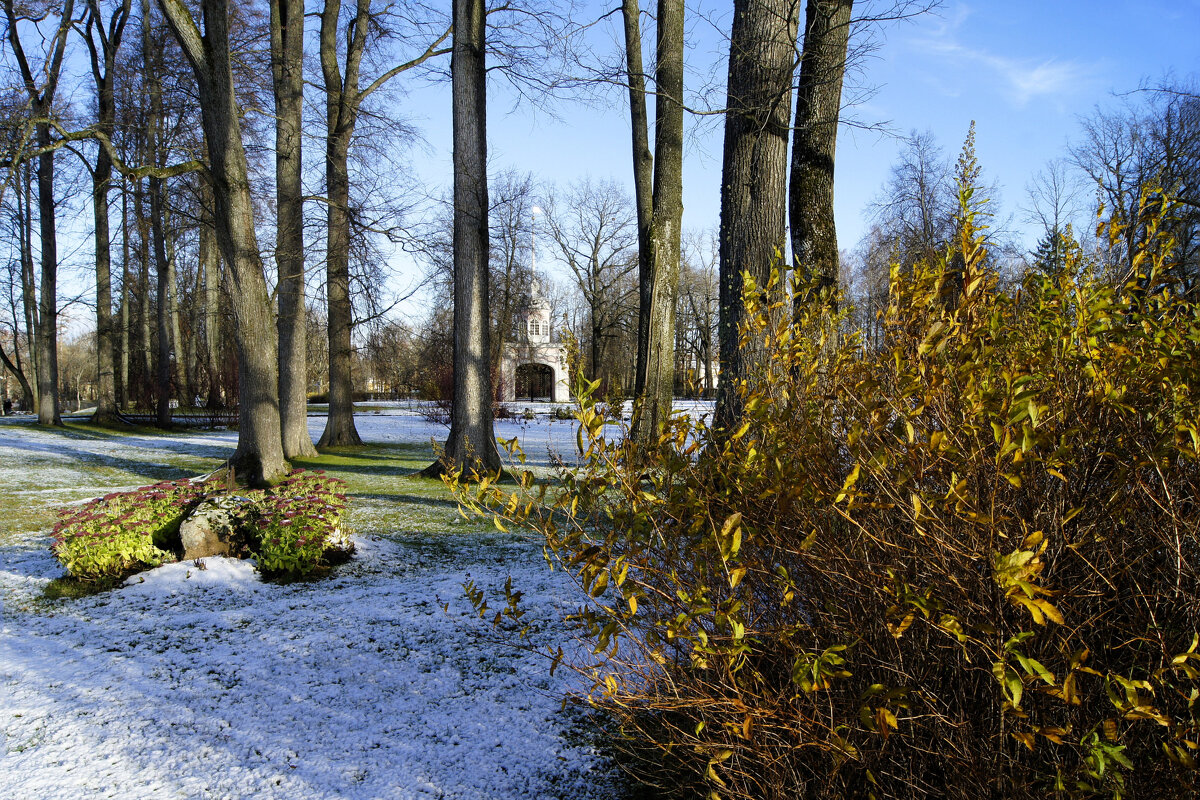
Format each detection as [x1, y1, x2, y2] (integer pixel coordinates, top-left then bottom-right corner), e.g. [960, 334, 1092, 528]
[52, 479, 205, 581]
[51, 470, 352, 586]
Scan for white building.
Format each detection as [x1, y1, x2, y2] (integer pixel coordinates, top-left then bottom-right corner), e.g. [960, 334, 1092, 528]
[499, 281, 570, 402]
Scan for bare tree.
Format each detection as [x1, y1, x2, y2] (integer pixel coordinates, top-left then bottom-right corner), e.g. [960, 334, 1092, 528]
[487, 169, 535, 380]
[4, 0, 76, 426]
[424, 0, 501, 477]
[543, 178, 638, 391]
[868, 129, 955, 269]
[631, 0, 683, 442]
[1024, 158, 1084, 241]
[269, 0, 315, 457]
[317, 0, 450, 449]
[77, 0, 132, 424]
[157, 0, 288, 486]
[676, 229, 718, 397]
[1072, 86, 1200, 291]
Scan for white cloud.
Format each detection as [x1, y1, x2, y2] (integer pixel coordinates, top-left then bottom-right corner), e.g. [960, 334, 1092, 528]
[909, 3, 1097, 107]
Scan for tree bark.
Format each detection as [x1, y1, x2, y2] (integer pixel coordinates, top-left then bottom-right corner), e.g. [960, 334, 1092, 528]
[33, 124, 62, 426]
[117, 180, 131, 407]
[631, 0, 684, 442]
[623, 0, 654, 398]
[271, 0, 316, 457]
[152, 174, 174, 427]
[83, 0, 131, 425]
[199, 176, 222, 408]
[19, 160, 38, 412]
[315, 0, 367, 448]
[158, 0, 288, 486]
[4, 0, 75, 426]
[146, 3, 174, 428]
[714, 0, 800, 430]
[790, 0, 852, 308]
[425, 0, 500, 477]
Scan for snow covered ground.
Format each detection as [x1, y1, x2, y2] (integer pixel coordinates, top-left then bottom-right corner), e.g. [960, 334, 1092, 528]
[0, 408, 689, 800]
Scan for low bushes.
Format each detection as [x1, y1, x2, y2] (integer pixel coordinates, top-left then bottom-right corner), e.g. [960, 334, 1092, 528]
[52, 469, 351, 586]
[458, 196, 1200, 798]
[51, 480, 206, 582]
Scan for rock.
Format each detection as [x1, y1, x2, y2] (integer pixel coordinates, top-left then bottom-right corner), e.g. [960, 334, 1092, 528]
[178, 495, 249, 560]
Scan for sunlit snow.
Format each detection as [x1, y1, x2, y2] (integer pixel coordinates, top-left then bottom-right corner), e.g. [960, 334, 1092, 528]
[0, 404, 717, 800]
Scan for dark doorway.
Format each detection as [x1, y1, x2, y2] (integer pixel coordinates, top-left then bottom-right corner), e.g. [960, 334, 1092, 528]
[515, 363, 554, 400]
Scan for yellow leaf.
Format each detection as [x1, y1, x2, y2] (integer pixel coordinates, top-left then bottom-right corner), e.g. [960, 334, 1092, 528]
[729, 566, 747, 589]
[836, 465, 861, 504]
[1011, 731, 1036, 751]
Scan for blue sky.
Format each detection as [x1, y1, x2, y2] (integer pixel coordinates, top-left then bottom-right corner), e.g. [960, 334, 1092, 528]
[403, 0, 1199, 276]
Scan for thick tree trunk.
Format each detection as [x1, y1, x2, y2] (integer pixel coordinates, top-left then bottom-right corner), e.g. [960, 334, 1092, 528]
[714, 0, 800, 430]
[159, 0, 288, 486]
[425, 0, 500, 477]
[184, 270, 199, 402]
[199, 181, 222, 408]
[623, 0, 654, 397]
[316, 0, 366, 449]
[34, 124, 62, 426]
[271, 0, 316, 457]
[317, 130, 362, 448]
[135, 178, 153, 399]
[631, 0, 684, 442]
[790, 0, 852, 307]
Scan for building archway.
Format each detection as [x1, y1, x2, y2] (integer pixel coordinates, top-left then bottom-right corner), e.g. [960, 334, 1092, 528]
[515, 362, 555, 401]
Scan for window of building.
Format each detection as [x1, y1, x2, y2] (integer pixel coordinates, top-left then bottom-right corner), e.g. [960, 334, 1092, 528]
[529, 320, 540, 336]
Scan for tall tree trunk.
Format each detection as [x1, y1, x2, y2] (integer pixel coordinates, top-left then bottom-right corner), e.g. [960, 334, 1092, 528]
[34, 124, 62, 426]
[118, 181, 131, 407]
[167, 222, 185, 404]
[316, 0, 366, 448]
[199, 178, 222, 408]
[631, 0, 684, 442]
[159, 0, 288, 487]
[317, 130, 362, 448]
[714, 0, 800, 430]
[19, 160, 38, 412]
[425, 0, 500, 477]
[151, 176, 174, 427]
[590, 311, 603, 384]
[790, 0, 852, 308]
[146, 5, 173, 427]
[271, 0, 316, 457]
[84, 0, 131, 425]
[624, 0, 654, 397]
[4, 0, 73, 426]
[91, 138, 119, 423]
[135, 177, 153, 400]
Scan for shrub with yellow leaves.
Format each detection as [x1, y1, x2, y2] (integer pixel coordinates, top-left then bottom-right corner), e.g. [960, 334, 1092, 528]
[453, 186, 1200, 799]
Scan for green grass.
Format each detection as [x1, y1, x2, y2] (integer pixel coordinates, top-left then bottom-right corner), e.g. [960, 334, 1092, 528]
[292, 443, 473, 537]
[0, 422, 478, 547]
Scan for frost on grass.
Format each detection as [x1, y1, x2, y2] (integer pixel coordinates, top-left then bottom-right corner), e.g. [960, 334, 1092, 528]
[0, 417, 625, 800]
